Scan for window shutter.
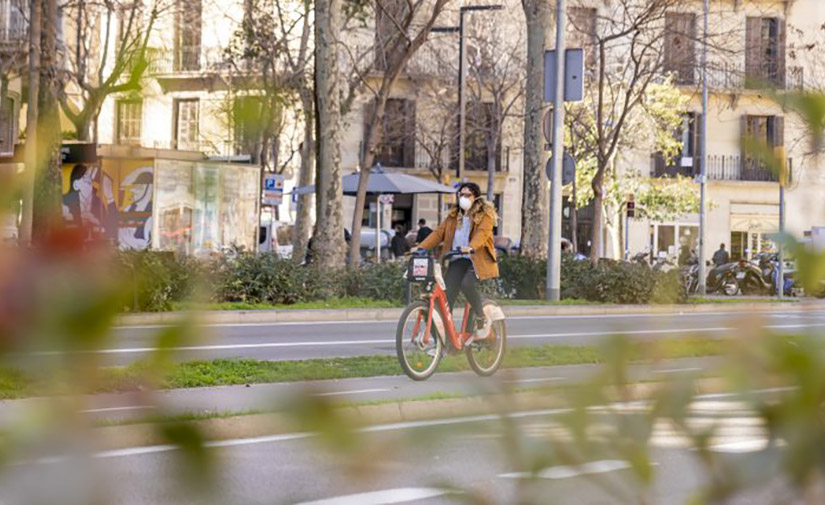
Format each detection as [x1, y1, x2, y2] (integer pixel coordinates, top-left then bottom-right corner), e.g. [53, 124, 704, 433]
[692, 113, 703, 175]
[402, 100, 416, 168]
[685, 14, 697, 83]
[777, 18, 787, 87]
[745, 17, 762, 84]
[740, 115, 750, 176]
[773, 116, 784, 148]
[363, 99, 378, 162]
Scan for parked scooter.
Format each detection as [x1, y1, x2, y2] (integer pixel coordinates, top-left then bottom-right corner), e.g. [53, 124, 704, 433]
[756, 253, 795, 297]
[732, 257, 773, 295]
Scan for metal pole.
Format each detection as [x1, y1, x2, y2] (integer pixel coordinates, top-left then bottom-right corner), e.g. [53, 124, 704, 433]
[376, 195, 382, 264]
[625, 211, 630, 261]
[778, 181, 785, 298]
[697, 0, 709, 295]
[547, 0, 566, 301]
[457, 11, 467, 182]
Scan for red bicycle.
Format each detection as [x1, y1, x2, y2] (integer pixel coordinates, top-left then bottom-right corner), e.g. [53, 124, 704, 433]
[396, 250, 507, 381]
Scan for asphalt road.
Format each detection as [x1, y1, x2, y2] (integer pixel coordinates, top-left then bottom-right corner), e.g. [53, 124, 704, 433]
[0, 389, 789, 505]
[12, 307, 825, 366]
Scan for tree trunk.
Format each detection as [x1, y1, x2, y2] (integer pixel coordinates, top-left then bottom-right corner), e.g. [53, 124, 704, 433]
[313, 0, 346, 270]
[486, 136, 496, 202]
[292, 90, 315, 264]
[519, 0, 550, 258]
[20, 0, 41, 246]
[32, 0, 62, 242]
[590, 173, 605, 263]
[348, 96, 387, 268]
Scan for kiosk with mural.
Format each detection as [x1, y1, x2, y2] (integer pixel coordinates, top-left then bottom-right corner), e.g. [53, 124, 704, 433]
[60, 144, 260, 255]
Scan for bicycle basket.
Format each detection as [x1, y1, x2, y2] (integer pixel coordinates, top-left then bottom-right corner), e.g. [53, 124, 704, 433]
[407, 256, 435, 283]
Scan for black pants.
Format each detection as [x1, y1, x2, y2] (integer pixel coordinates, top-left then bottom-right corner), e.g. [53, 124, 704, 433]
[445, 259, 485, 322]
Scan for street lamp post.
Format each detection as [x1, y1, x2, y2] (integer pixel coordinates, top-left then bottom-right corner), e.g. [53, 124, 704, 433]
[547, 0, 566, 301]
[698, 0, 709, 295]
[434, 4, 504, 182]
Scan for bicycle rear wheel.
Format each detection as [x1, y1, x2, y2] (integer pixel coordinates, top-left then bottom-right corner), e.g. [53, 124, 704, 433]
[396, 301, 443, 381]
[466, 300, 506, 377]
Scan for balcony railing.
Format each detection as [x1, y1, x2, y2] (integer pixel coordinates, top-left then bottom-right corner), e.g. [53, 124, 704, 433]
[0, 26, 25, 45]
[683, 62, 805, 91]
[651, 153, 793, 183]
[147, 47, 230, 75]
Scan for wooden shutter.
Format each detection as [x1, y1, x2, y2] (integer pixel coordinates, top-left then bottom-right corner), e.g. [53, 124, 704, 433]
[740, 115, 750, 177]
[772, 116, 784, 148]
[363, 99, 378, 162]
[402, 100, 416, 168]
[745, 17, 762, 85]
[692, 113, 703, 175]
[777, 18, 787, 87]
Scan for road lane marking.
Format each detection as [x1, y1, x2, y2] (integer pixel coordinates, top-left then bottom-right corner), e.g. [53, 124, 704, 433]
[653, 367, 703, 374]
[315, 388, 391, 397]
[293, 487, 450, 505]
[28, 320, 825, 356]
[509, 327, 733, 340]
[21, 387, 790, 463]
[115, 309, 825, 330]
[499, 459, 643, 480]
[80, 406, 157, 414]
[505, 377, 565, 384]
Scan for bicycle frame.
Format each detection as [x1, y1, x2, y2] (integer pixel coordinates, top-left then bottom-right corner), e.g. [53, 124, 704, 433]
[412, 282, 473, 351]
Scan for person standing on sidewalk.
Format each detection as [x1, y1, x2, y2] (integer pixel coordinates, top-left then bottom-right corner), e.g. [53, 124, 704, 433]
[416, 218, 433, 244]
[712, 243, 730, 266]
[412, 182, 498, 337]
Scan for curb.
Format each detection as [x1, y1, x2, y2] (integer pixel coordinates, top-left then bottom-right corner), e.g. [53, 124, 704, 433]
[114, 301, 820, 327]
[92, 376, 735, 452]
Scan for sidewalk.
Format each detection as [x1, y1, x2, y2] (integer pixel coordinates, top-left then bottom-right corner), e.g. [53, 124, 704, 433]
[114, 298, 822, 327]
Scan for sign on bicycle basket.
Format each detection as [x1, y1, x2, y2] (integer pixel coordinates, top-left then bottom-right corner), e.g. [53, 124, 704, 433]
[409, 257, 434, 282]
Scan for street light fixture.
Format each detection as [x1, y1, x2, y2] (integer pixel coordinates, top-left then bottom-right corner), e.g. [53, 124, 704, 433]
[433, 4, 504, 181]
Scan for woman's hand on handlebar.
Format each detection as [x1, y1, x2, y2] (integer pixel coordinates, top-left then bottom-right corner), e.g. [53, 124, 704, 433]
[458, 247, 474, 255]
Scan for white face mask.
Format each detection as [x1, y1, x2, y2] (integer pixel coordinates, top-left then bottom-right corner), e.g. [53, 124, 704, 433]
[459, 196, 472, 211]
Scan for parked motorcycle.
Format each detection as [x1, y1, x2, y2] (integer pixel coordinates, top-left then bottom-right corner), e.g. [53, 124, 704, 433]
[732, 257, 773, 295]
[683, 260, 740, 296]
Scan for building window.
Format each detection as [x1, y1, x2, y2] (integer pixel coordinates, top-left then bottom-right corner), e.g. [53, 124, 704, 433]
[374, 0, 409, 72]
[746, 17, 785, 87]
[568, 7, 597, 70]
[233, 96, 263, 157]
[0, 96, 14, 155]
[741, 114, 783, 181]
[663, 12, 696, 85]
[367, 98, 416, 168]
[174, 0, 202, 71]
[462, 102, 503, 172]
[174, 99, 200, 151]
[0, 0, 25, 42]
[652, 112, 701, 178]
[116, 100, 142, 146]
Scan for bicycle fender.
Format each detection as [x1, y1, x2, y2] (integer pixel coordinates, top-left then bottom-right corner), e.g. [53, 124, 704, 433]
[483, 303, 506, 322]
[430, 310, 448, 344]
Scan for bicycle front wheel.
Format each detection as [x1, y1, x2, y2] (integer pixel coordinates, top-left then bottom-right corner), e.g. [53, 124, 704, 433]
[396, 301, 443, 381]
[466, 300, 506, 377]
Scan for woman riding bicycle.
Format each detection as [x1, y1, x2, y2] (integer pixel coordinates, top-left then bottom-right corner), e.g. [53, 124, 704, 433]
[413, 182, 499, 338]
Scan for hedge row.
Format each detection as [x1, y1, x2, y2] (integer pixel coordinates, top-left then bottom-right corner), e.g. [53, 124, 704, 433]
[119, 251, 685, 312]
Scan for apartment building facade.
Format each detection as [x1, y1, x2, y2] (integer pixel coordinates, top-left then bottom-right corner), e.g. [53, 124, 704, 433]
[623, 0, 825, 262]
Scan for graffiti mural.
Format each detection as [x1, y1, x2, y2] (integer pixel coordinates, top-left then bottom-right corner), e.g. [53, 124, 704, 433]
[61, 150, 154, 250]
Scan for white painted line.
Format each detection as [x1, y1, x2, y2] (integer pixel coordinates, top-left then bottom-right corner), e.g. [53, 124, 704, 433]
[708, 439, 771, 454]
[292, 487, 450, 505]
[499, 459, 642, 480]
[115, 308, 820, 330]
[315, 388, 391, 397]
[653, 367, 703, 374]
[27, 339, 396, 356]
[764, 323, 825, 330]
[80, 405, 157, 414]
[23, 387, 794, 464]
[505, 377, 565, 384]
[509, 327, 733, 340]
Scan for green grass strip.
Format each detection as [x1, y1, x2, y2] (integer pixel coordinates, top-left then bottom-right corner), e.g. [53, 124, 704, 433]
[0, 338, 728, 400]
